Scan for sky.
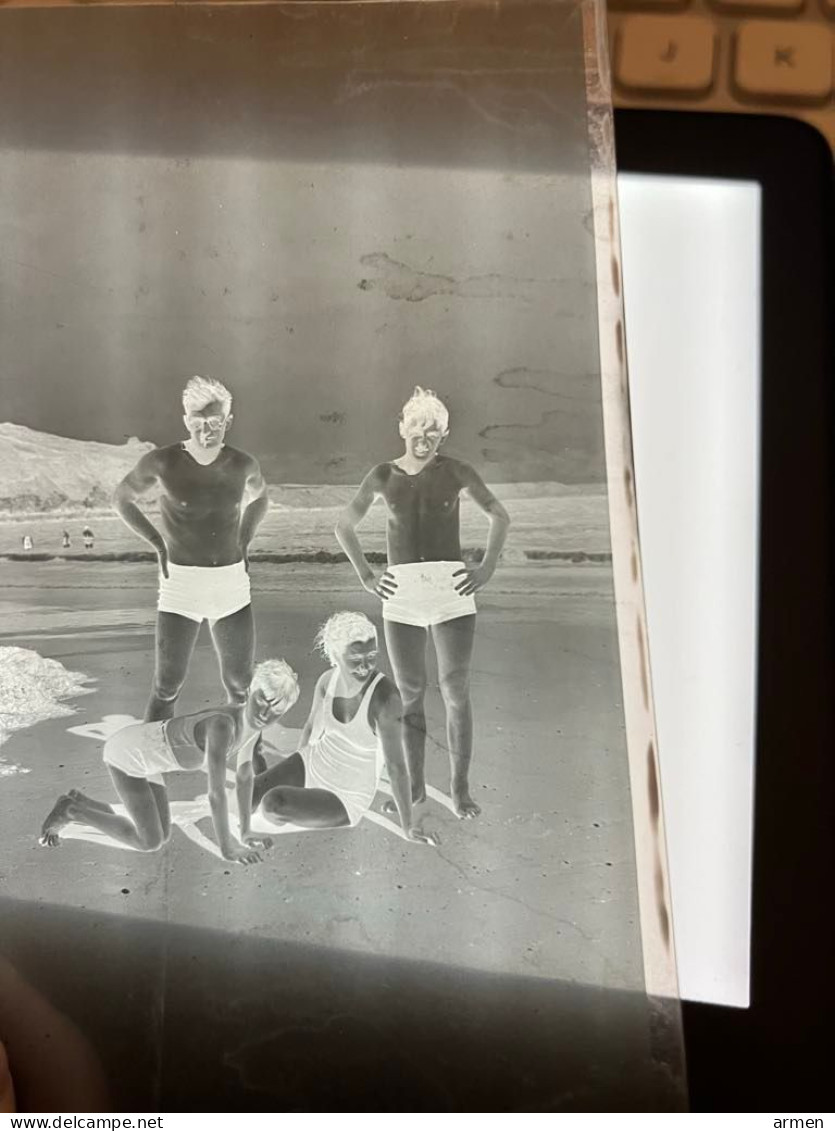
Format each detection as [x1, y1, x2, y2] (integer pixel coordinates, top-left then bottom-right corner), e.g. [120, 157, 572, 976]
[0, 2, 605, 485]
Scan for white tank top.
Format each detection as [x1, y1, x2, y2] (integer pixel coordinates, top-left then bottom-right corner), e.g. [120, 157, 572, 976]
[307, 669, 385, 808]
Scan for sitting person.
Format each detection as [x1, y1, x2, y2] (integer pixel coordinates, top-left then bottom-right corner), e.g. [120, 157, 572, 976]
[246, 611, 437, 846]
[39, 659, 299, 866]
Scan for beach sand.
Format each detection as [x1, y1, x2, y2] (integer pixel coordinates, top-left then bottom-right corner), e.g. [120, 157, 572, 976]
[1, 559, 639, 983]
[0, 560, 684, 1109]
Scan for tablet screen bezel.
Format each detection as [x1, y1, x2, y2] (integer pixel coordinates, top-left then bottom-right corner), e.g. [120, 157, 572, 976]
[614, 109, 835, 1111]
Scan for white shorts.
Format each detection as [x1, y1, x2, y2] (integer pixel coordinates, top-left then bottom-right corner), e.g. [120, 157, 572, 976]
[300, 746, 378, 827]
[382, 560, 476, 629]
[158, 561, 251, 624]
[103, 721, 179, 787]
[298, 750, 371, 823]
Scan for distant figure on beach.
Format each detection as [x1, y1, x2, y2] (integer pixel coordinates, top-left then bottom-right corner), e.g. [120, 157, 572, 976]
[21, 535, 33, 553]
[62, 530, 71, 550]
[39, 660, 299, 864]
[113, 376, 269, 722]
[250, 612, 437, 845]
[335, 387, 510, 819]
[82, 526, 94, 550]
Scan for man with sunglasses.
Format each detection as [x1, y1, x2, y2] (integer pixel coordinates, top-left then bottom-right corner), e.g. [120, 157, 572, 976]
[114, 376, 269, 722]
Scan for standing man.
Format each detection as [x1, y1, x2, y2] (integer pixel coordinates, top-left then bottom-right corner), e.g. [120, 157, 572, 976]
[114, 376, 269, 722]
[82, 526, 94, 551]
[335, 386, 510, 819]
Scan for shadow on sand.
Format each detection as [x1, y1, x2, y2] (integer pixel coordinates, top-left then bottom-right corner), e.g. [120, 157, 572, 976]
[0, 897, 685, 1112]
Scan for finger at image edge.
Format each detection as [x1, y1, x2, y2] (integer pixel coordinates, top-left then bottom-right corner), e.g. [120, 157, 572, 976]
[0, 1041, 15, 1113]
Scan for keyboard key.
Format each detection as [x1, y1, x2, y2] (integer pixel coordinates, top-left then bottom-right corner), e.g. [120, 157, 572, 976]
[608, 0, 690, 11]
[734, 22, 833, 100]
[615, 16, 717, 93]
[712, 0, 805, 13]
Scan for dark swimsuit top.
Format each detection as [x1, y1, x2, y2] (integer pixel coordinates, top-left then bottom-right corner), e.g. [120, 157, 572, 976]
[164, 710, 259, 770]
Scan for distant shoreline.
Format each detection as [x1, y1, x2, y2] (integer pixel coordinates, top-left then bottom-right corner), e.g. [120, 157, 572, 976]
[0, 481, 606, 522]
[0, 549, 613, 565]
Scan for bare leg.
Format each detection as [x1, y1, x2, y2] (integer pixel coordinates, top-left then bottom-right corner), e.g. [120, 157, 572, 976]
[252, 752, 305, 808]
[68, 789, 113, 813]
[432, 614, 479, 819]
[146, 612, 201, 722]
[209, 603, 254, 706]
[259, 785, 350, 829]
[49, 783, 170, 842]
[383, 619, 428, 805]
[40, 768, 169, 851]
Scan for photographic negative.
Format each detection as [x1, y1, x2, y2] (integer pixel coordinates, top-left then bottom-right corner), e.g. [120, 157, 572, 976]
[0, 0, 685, 1111]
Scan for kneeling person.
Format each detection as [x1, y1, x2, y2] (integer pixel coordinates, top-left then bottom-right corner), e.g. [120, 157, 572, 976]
[40, 660, 300, 865]
[248, 612, 436, 845]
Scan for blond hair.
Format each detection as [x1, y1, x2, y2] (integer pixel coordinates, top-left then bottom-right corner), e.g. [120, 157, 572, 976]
[251, 659, 300, 712]
[315, 612, 377, 667]
[182, 375, 233, 417]
[399, 386, 449, 434]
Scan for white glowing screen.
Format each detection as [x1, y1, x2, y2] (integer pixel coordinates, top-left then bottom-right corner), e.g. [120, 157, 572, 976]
[618, 174, 761, 1008]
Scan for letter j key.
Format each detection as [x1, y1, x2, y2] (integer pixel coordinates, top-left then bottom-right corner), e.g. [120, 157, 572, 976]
[615, 16, 717, 95]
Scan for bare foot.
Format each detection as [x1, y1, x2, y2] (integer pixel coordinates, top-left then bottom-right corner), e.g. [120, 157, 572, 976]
[68, 789, 114, 814]
[452, 791, 481, 820]
[382, 788, 426, 817]
[39, 795, 74, 847]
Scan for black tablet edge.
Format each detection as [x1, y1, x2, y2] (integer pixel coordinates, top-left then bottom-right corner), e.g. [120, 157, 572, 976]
[614, 109, 835, 1112]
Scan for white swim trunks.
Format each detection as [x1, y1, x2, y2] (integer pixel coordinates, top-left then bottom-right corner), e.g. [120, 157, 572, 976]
[103, 721, 179, 787]
[382, 560, 476, 629]
[158, 561, 251, 624]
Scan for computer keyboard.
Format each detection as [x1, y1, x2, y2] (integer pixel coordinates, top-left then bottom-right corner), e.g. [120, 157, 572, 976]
[607, 0, 835, 151]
